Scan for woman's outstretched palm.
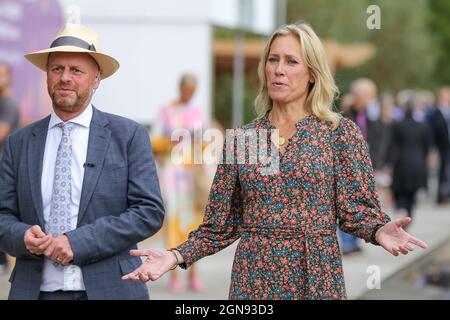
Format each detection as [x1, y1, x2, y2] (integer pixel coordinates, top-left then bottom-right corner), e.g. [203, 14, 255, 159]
[121, 248, 176, 282]
[376, 217, 428, 256]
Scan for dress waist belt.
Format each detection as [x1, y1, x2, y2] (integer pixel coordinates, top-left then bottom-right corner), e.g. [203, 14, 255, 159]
[239, 223, 340, 299]
[239, 224, 336, 239]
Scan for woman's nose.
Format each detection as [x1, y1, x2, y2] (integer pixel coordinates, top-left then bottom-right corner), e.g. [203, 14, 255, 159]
[275, 62, 285, 76]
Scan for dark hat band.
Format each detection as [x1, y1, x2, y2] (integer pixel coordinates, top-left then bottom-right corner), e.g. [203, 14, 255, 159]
[50, 36, 97, 52]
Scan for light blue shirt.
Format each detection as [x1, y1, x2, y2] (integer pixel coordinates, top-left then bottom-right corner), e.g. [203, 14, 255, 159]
[40, 104, 92, 292]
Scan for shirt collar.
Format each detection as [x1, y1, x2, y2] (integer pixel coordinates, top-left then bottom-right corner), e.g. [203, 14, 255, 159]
[48, 104, 93, 129]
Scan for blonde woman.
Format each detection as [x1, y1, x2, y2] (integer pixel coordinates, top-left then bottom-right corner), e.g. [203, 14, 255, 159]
[123, 22, 427, 300]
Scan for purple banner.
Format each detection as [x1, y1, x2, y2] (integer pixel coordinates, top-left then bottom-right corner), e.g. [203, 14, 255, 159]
[0, 0, 63, 126]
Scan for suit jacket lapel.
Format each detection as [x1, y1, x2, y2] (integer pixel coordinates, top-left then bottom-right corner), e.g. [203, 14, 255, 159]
[28, 117, 50, 227]
[77, 107, 111, 224]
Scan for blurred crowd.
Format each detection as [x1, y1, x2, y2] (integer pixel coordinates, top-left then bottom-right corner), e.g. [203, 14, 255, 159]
[339, 79, 450, 255]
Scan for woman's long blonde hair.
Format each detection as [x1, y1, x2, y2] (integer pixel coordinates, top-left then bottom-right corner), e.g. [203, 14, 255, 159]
[254, 22, 341, 128]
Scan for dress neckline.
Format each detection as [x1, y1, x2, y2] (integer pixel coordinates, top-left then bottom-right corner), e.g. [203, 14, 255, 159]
[257, 112, 316, 160]
[260, 112, 315, 129]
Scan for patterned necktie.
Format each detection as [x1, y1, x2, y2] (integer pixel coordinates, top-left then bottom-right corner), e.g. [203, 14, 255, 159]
[46, 122, 74, 238]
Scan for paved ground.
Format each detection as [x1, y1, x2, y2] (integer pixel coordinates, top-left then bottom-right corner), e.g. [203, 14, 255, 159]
[359, 235, 450, 300]
[342, 193, 450, 299]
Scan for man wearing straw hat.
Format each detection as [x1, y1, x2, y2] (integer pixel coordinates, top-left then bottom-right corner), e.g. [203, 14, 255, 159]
[0, 24, 165, 300]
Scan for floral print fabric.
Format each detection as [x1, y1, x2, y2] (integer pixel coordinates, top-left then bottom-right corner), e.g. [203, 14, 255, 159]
[176, 114, 391, 299]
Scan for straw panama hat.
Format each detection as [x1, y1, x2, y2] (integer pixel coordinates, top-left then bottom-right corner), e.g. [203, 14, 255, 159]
[25, 23, 120, 79]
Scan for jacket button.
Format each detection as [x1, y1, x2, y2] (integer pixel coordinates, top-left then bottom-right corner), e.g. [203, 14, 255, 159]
[35, 266, 42, 273]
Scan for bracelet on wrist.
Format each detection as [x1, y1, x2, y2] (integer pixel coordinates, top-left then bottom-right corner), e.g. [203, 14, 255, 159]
[371, 223, 385, 245]
[168, 249, 179, 270]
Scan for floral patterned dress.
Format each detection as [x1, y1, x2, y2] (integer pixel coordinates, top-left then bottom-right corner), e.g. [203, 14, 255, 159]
[176, 114, 391, 300]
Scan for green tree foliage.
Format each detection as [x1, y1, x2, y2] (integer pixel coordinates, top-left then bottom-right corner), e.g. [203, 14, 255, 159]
[213, 70, 259, 129]
[429, 0, 450, 85]
[287, 0, 369, 42]
[359, 0, 437, 92]
[287, 0, 439, 93]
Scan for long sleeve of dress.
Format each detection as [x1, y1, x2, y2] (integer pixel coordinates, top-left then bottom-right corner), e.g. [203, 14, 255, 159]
[333, 118, 391, 244]
[176, 140, 243, 268]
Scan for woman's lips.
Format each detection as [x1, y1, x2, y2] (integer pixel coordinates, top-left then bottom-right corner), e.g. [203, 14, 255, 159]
[271, 82, 287, 88]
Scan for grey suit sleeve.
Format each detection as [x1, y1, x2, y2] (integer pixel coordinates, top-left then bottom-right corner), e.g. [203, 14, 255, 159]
[66, 125, 165, 265]
[0, 137, 33, 258]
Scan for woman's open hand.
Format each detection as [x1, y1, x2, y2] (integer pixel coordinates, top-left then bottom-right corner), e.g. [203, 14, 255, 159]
[121, 248, 177, 282]
[376, 217, 428, 256]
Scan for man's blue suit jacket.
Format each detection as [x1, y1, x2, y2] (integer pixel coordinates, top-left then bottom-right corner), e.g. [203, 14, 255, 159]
[0, 107, 165, 299]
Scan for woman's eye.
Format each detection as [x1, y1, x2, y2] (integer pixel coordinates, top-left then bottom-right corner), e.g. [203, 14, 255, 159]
[288, 59, 298, 64]
[268, 57, 278, 62]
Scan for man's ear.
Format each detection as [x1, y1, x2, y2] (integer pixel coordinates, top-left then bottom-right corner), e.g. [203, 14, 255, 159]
[93, 72, 101, 89]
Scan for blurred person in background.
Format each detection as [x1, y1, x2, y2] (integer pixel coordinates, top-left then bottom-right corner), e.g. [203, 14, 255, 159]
[370, 93, 395, 172]
[415, 90, 435, 146]
[123, 22, 427, 300]
[151, 73, 206, 293]
[429, 86, 450, 204]
[339, 92, 355, 114]
[387, 96, 431, 221]
[0, 61, 20, 274]
[346, 78, 384, 168]
[395, 89, 420, 122]
[371, 93, 395, 210]
[415, 90, 436, 175]
[353, 77, 380, 122]
[414, 90, 434, 123]
[339, 78, 380, 255]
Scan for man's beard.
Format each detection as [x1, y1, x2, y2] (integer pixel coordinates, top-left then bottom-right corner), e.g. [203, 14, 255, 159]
[50, 88, 87, 113]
